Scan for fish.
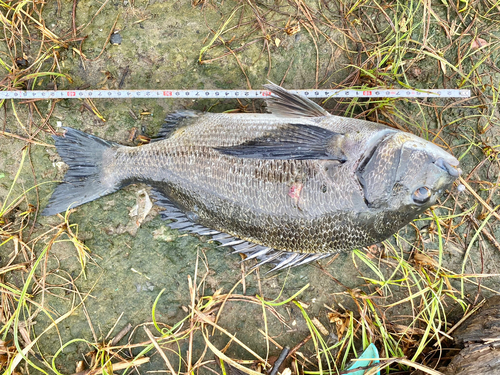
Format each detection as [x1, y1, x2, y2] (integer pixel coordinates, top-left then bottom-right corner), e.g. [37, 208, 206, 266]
[42, 84, 461, 271]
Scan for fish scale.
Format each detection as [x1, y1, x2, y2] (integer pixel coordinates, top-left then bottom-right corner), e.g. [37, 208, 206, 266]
[42, 84, 461, 270]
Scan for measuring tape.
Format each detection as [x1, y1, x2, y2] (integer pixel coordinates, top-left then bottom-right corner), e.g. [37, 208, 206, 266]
[0, 88, 470, 99]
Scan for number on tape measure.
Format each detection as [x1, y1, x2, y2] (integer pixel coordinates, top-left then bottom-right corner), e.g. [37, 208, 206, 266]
[0, 89, 470, 99]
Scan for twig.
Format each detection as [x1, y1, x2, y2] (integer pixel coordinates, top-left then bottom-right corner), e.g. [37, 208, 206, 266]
[466, 213, 500, 253]
[0, 130, 54, 147]
[110, 323, 132, 346]
[269, 346, 290, 375]
[82, 13, 120, 62]
[80, 0, 112, 32]
[225, 44, 252, 90]
[72, 0, 78, 37]
[288, 334, 312, 358]
[460, 176, 500, 221]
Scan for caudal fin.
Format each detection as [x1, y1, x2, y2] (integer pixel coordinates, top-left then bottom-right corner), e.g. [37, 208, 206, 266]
[42, 127, 119, 216]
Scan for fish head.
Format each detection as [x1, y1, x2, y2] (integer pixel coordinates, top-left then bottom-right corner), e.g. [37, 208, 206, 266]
[356, 131, 461, 212]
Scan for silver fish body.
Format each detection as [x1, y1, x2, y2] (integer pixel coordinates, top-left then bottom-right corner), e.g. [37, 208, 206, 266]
[43, 84, 461, 268]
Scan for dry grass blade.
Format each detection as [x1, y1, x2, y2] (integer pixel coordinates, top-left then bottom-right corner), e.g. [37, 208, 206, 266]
[193, 307, 267, 364]
[459, 177, 500, 221]
[433, 299, 487, 347]
[357, 357, 445, 375]
[202, 328, 263, 375]
[71, 357, 150, 375]
[143, 326, 177, 375]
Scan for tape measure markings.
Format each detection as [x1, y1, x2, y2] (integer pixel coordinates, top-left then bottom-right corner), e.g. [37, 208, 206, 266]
[0, 89, 470, 99]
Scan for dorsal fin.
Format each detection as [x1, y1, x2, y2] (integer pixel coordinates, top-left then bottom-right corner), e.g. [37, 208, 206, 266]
[264, 82, 330, 118]
[151, 111, 199, 142]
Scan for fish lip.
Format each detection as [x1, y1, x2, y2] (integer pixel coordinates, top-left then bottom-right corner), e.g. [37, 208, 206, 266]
[434, 157, 461, 177]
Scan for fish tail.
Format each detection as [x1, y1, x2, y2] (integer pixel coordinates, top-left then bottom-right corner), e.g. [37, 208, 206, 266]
[42, 127, 119, 216]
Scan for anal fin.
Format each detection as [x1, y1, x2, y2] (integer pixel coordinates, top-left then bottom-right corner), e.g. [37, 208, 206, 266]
[149, 188, 215, 236]
[150, 188, 333, 271]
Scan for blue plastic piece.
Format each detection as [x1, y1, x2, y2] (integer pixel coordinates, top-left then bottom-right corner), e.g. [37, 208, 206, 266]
[346, 343, 380, 375]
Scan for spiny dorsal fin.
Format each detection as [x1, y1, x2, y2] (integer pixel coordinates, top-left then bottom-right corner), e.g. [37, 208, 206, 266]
[152, 111, 199, 142]
[264, 82, 330, 118]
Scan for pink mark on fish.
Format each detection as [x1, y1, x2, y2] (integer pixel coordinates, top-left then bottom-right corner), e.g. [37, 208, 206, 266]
[288, 183, 303, 204]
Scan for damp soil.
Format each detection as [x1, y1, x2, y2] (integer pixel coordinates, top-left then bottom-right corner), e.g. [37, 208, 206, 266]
[1, 1, 500, 374]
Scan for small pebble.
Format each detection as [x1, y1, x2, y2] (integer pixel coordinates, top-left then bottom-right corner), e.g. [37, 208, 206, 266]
[110, 32, 122, 45]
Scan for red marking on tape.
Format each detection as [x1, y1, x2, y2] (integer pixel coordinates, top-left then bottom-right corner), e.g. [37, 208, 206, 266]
[67, 92, 76, 97]
[363, 91, 372, 96]
[163, 91, 173, 96]
[261, 91, 272, 96]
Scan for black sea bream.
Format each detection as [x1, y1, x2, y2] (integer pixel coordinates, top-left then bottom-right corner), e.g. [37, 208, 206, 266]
[43, 84, 461, 270]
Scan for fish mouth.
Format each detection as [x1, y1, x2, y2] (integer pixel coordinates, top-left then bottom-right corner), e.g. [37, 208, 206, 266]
[434, 157, 461, 178]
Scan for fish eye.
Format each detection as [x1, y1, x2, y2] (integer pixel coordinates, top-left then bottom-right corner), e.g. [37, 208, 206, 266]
[412, 186, 431, 204]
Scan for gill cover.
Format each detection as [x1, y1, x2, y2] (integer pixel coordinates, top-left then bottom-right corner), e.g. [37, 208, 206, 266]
[357, 132, 460, 209]
[356, 132, 402, 208]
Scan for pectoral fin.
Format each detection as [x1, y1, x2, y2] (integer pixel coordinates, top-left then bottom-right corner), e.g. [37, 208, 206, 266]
[215, 123, 347, 161]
